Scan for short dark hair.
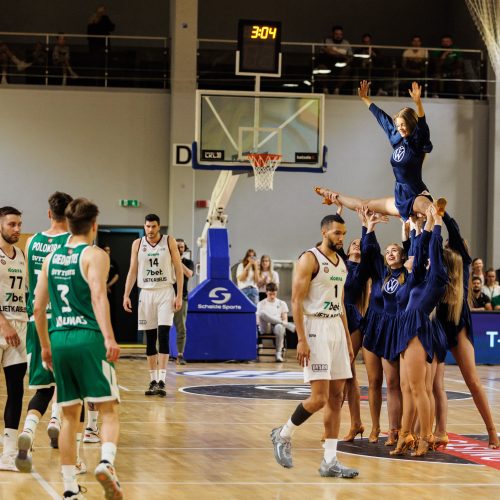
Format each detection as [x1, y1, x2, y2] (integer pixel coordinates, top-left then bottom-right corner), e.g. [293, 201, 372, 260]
[0, 206, 22, 218]
[471, 276, 482, 283]
[332, 25, 343, 32]
[321, 214, 345, 228]
[65, 198, 99, 235]
[48, 191, 73, 222]
[266, 282, 278, 292]
[176, 238, 188, 249]
[145, 213, 160, 224]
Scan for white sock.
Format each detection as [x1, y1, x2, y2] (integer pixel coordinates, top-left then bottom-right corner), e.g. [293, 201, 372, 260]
[51, 402, 60, 421]
[23, 414, 40, 437]
[323, 439, 338, 462]
[158, 369, 167, 383]
[76, 433, 82, 462]
[61, 464, 78, 493]
[279, 418, 297, 439]
[101, 442, 117, 465]
[87, 410, 98, 430]
[149, 370, 158, 382]
[3, 428, 18, 454]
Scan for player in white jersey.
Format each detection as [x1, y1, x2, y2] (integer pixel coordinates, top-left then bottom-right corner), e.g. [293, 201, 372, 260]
[271, 214, 359, 478]
[123, 213, 183, 397]
[0, 206, 28, 471]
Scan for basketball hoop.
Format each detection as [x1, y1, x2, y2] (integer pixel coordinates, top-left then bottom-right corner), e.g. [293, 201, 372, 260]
[247, 153, 282, 191]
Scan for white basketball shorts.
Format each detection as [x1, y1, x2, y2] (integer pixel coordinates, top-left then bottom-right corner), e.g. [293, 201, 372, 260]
[0, 320, 27, 368]
[303, 315, 352, 383]
[138, 287, 175, 330]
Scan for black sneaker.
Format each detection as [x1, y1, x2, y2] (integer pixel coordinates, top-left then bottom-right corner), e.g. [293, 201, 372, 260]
[157, 380, 167, 397]
[145, 381, 159, 396]
[176, 354, 187, 366]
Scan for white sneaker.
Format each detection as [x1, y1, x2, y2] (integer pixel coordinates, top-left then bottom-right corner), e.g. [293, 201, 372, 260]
[16, 431, 33, 473]
[95, 461, 123, 499]
[48, 417, 61, 449]
[276, 353, 284, 362]
[0, 451, 18, 471]
[83, 427, 100, 443]
[75, 459, 87, 475]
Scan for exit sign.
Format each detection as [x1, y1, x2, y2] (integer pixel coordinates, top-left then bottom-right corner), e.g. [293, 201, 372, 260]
[119, 199, 140, 207]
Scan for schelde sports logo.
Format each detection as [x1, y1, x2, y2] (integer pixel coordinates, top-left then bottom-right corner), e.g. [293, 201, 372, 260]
[208, 287, 231, 304]
[197, 287, 242, 311]
[393, 146, 405, 162]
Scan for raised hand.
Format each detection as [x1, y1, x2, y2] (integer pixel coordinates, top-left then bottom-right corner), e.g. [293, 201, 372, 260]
[358, 80, 371, 99]
[408, 81, 422, 102]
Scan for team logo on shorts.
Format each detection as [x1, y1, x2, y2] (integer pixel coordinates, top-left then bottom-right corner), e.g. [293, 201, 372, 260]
[311, 364, 328, 372]
[393, 146, 405, 162]
[324, 267, 329, 273]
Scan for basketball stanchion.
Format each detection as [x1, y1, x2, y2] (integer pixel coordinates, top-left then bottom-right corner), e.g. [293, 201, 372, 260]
[247, 153, 282, 191]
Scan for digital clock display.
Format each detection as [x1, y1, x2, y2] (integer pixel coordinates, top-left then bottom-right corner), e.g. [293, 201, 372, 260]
[237, 19, 282, 75]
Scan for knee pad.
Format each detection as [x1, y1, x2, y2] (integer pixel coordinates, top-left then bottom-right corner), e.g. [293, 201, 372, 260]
[145, 329, 158, 356]
[158, 325, 170, 354]
[28, 386, 55, 414]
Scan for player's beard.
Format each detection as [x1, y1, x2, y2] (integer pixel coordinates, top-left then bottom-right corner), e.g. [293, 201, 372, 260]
[1, 229, 19, 244]
[327, 238, 341, 252]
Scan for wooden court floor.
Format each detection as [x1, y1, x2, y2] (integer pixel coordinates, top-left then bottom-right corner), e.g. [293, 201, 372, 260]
[0, 352, 499, 499]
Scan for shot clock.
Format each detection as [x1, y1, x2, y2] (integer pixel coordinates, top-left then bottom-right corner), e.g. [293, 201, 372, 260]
[236, 19, 282, 76]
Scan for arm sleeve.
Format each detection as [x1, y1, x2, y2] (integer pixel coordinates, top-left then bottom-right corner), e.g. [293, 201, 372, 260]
[369, 103, 400, 146]
[412, 114, 433, 153]
[361, 231, 385, 280]
[442, 212, 471, 266]
[428, 225, 448, 286]
[411, 230, 431, 283]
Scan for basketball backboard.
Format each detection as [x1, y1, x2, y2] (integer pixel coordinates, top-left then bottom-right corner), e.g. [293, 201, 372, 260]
[193, 90, 327, 173]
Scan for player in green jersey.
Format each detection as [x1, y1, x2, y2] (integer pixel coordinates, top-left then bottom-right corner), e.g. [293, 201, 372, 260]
[34, 198, 122, 499]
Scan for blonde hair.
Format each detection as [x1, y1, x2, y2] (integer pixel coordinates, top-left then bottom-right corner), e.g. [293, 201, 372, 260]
[383, 243, 406, 287]
[393, 107, 418, 134]
[259, 254, 274, 274]
[442, 248, 464, 325]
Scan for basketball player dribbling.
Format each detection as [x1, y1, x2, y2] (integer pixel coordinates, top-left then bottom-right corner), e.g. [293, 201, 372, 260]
[271, 214, 359, 478]
[123, 214, 183, 397]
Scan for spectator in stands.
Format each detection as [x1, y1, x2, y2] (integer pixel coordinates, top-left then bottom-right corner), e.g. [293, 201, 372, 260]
[318, 25, 353, 95]
[173, 239, 194, 365]
[257, 282, 295, 362]
[257, 255, 280, 301]
[482, 268, 500, 302]
[431, 34, 464, 98]
[353, 33, 385, 95]
[0, 40, 31, 84]
[87, 5, 116, 52]
[27, 42, 48, 84]
[401, 35, 428, 92]
[236, 249, 260, 304]
[471, 276, 492, 311]
[52, 34, 78, 85]
[472, 257, 485, 284]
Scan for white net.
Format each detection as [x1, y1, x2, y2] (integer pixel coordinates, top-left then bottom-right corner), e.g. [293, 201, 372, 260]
[465, 0, 500, 73]
[247, 153, 282, 191]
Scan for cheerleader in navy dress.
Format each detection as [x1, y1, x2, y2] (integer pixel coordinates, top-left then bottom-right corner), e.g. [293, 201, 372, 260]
[437, 212, 499, 448]
[392, 208, 448, 457]
[315, 81, 440, 220]
[360, 215, 406, 446]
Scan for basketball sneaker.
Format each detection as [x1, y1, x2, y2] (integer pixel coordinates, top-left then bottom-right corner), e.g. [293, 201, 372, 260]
[83, 427, 100, 443]
[270, 426, 293, 468]
[318, 458, 359, 478]
[47, 417, 60, 448]
[95, 461, 123, 499]
[275, 353, 284, 362]
[15, 431, 33, 472]
[176, 354, 187, 365]
[0, 451, 18, 471]
[145, 381, 159, 396]
[157, 380, 167, 397]
[75, 459, 87, 475]
[63, 485, 87, 499]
